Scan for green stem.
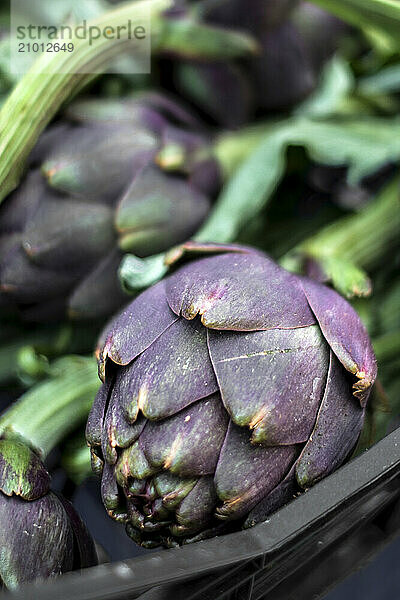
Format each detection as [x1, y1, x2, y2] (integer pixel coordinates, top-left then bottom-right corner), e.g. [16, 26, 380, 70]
[213, 122, 278, 179]
[0, 356, 100, 458]
[0, 0, 256, 204]
[0, 0, 172, 203]
[301, 176, 400, 269]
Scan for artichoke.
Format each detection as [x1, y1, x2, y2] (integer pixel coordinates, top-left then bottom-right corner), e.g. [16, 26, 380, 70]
[166, 0, 347, 126]
[0, 438, 97, 589]
[86, 243, 377, 548]
[0, 93, 218, 322]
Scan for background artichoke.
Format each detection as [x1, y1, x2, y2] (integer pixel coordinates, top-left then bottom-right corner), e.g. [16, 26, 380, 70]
[86, 243, 377, 547]
[0, 438, 98, 589]
[0, 93, 218, 322]
[162, 0, 347, 127]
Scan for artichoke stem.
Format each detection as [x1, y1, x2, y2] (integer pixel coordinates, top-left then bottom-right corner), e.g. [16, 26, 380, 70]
[0, 0, 173, 204]
[0, 356, 100, 458]
[301, 176, 400, 269]
[281, 176, 400, 297]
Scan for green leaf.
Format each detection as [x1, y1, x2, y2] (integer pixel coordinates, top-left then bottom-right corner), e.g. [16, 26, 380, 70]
[294, 56, 354, 118]
[197, 116, 400, 244]
[311, 0, 400, 51]
[281, 177, 400, 298]
[119, 253, 168, 292]
[315, 256, 372, 298]
[359, 62, 400, 95]
[120, 114, 400, 293]
[157, 17, 258, 59]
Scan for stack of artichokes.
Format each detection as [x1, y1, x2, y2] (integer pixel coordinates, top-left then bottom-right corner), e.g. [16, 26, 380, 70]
[1, 0, 399, 592]
[0, 93, 218, 321]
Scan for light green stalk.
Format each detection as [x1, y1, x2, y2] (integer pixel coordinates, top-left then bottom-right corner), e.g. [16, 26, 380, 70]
[281, 176, 400, 297]
[0, 356, 100, 458]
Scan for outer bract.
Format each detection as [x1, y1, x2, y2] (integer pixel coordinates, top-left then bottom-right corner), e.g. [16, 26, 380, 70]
[0, 93, 218, 322]
[0, 439, 97, 589]
[86, 244, 376, 548]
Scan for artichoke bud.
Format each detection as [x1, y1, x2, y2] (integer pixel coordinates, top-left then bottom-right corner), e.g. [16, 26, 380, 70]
[41, 126, 158, 203]
[88, 243, 377, 547]
[115, 166, 211, 256]
[0, 438, 97, 590]
[0, 93, 217, 322]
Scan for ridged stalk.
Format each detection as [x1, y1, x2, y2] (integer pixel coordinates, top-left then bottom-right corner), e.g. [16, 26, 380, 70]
[281, 176, 400, 297]
[0, 356, 99, 458]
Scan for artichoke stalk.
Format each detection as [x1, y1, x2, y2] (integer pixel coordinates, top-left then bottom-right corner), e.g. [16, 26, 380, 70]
[0, 93, 219, 322]
[86, 243, 376, 548]
[0, 355, 100, 589]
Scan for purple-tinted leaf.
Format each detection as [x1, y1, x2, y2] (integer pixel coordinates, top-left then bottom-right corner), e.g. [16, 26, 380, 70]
[0, 171, 42, 234]
[115, 438, 157, 484]
[214, 422, 298, 520]
[22, 196, 114, 271]
[173, 476, 216, 535]
[153, 473, 197, 510]
[244, 465, 298, 528]
[69, 250, 127, 321]
[175, 61, 253, 128]
[0, 247, 78, 303]
[56, 493, 98, 569]
[115, 166, 210, 256]
[137, 91, 202, 130]
[0, 233, 21, 265]
[164, 240, 258, 267]
[189, 156, 221, 197]
[302, 277, 377, 406]
[159, 125, 208, 158]
[97, 280, 179, 380]
[102, 387, 146, 463]
[208, 325, 329, 445]
[251, 23, 315, 111]
[115, 318, 218, 423]
[296, 351, 365, 488]
[140, 393, 228, 477]
[90, 448, 104, 477]
[166, 253, 315, 330]
[86, 378, 112, 447]
[101, 462, 121, 512]
[41, 124, 158, 204]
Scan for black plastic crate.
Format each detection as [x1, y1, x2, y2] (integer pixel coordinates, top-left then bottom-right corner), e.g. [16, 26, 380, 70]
[5, 427, 400, 600]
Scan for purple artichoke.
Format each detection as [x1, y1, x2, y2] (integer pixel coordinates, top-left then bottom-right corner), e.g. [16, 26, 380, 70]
[168, 0, 347, 126]
[0, 93, 218, 322]
[0, 439, 97, 589]
[86, 244, 376, 548]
